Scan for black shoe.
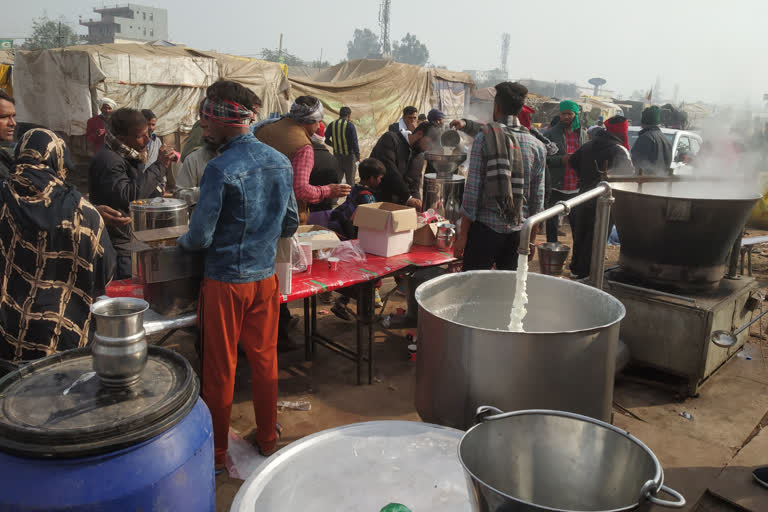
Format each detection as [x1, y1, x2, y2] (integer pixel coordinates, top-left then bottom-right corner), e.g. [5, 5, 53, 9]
[331, 302, 353, 321]
[753, 466, 768, 489]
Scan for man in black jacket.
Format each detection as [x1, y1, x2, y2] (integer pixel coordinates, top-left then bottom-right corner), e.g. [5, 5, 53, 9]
[388, 106, 419, 142]
[631, 106, 672, 175]
[370, 122, 432, 209]
[89, 108, 174, 278]
[310, 124, 340, 212]
[568, 116, 634, 277]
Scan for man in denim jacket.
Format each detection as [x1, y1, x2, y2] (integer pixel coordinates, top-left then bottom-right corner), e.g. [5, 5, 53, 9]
[178, 80, 299, 473]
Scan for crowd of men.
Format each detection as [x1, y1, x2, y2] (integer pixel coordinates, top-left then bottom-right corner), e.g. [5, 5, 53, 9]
[0, 79, 675, 473]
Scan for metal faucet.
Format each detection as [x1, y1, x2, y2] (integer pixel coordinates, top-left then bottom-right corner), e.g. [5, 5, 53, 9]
[518, 182, 614, 289]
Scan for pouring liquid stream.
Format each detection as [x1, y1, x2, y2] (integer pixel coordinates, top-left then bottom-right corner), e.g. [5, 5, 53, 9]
[508, 254, 529, 332]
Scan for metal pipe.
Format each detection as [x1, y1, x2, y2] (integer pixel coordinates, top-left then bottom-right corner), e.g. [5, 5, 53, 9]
[589, 185, 614, 289]
[519, 183, 611, 256]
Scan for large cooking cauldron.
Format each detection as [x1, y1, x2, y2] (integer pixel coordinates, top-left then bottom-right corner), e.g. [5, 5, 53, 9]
[612, 182, 759, 292]
[415, 271, 625, 429]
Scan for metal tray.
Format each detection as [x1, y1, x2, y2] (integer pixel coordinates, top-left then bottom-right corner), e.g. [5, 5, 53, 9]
[230, 421, 471, 511]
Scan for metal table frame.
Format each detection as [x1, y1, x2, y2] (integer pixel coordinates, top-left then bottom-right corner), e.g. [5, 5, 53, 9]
[303, 280, 377, 385]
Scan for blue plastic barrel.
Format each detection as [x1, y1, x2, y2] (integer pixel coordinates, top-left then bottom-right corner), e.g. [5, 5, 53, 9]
[0, 347, 215, 511]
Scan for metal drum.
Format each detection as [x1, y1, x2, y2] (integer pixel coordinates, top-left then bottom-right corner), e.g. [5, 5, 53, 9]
[460, 408, 685, 511]
[612, 182, 759, 291]
[129, 197, 189, 233]
[0, 346, 214, 511]
[230, 421, 472, 511]
[415, 271, 625, 429]
[423, 173, 465, 223]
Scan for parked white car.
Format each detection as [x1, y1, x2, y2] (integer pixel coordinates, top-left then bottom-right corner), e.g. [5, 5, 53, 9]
[627, 127, 703, 175]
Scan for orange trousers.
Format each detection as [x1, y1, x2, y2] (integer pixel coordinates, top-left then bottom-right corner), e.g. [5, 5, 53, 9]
[199, 275, 280, 466]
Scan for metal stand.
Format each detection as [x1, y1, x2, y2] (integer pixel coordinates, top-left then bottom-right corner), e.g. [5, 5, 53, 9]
[519, 182, 614, 289]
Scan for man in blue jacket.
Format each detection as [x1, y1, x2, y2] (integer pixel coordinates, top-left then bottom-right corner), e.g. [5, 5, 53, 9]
[178, 80, 298, 473]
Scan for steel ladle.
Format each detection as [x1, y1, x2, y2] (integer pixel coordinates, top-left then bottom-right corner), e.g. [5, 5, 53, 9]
[711, 308, 768, 347]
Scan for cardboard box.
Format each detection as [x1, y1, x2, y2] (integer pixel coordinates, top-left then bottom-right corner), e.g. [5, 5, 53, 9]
[353, 202, 418, 257]
[413, 223, 439, 246]
[275, 237, 292, 295]
[295, 225, 341, 251]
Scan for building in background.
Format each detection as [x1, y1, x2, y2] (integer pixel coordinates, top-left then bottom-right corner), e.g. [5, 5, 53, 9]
[80, 4, 168, 44]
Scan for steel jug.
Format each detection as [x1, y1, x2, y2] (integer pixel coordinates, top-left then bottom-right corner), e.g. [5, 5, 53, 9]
[435, 223, 455, 250]
[90, 298, 149, 387]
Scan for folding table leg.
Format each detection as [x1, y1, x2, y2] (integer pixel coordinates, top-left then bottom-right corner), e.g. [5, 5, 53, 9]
[303, 298, 311, 361]
[310, 295, 317, 357]
[355, 286, 364, 385]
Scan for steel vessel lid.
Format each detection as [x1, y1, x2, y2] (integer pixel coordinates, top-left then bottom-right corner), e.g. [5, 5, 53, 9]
[0, 346, 198, 458]
[230, 421, 471, 511]
[424, 172, 466, 182]
[130, 197, 188, 212]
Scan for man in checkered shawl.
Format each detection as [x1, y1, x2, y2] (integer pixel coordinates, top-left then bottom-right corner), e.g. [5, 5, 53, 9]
[0, 128, 116, 365]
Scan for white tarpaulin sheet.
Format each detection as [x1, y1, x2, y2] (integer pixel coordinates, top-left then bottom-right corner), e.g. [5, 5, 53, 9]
[13, 44, 290, 137]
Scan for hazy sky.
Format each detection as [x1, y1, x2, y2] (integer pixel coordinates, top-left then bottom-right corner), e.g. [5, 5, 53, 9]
[2, 0, 766, 106]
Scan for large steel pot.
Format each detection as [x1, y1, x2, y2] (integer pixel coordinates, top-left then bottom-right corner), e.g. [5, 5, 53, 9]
[129, 197, 189, 233]
[423, 173, 465, 223]
[415, 271, 625, 429]
[459, 407, 685, 511]
[612, 182, 759, 291]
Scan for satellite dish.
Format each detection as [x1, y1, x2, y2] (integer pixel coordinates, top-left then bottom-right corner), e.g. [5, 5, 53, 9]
[588, 77, 607, 96]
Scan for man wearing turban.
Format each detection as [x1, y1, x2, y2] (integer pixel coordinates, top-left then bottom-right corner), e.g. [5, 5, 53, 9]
[630, 106, 672, 175]
[543, 100, 589, 243]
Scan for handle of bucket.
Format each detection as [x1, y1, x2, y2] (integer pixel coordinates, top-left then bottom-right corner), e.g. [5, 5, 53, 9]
[644, 484, 686, 508]
[475, 406, 504, 423]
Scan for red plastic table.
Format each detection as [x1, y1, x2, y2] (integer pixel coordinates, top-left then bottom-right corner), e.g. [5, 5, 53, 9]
[107, 245, 458, 384]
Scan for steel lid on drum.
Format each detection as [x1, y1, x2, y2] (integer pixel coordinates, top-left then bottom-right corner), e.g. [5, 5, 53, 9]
[0, 346, 198, 458]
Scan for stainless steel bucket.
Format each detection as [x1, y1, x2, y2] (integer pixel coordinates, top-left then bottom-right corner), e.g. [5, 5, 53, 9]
[537, 242, 570, 276]
[459, 407, 686, 511]
[415, 271, 625, 429]
[129, 197, 189, 233]
[90, 298, 149, 388]
[422, 173, 465, 223]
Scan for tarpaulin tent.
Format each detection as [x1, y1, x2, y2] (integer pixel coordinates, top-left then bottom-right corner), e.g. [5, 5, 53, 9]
[0, 50, 13, 96]
[12, 44, 290, 146]
[288, 59, 473, 157]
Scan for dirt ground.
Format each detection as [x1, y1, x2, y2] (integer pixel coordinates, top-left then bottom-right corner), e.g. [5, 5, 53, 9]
[150, 223, 768, 512]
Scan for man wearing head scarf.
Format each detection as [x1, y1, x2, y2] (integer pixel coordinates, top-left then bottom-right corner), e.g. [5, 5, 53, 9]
[254, 96, 350, 222]
[86, 97, 117, 155]
[177, 80, 298, 473]
[254, 96, 350, 349]
[543, 100, 589, 243]
[0, 129, 116, 366]
[567, 116, 634, 278]
[89, 108, 176, 279]
[631, 106, 672, 175]
[427, 109, 445, 129]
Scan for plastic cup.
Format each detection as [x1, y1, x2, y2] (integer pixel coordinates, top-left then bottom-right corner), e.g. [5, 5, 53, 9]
[300, 242, 313, 273]
[328, 257, 340, 272]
